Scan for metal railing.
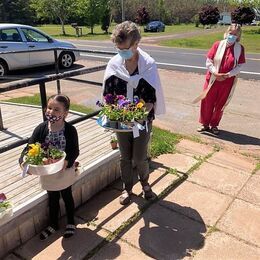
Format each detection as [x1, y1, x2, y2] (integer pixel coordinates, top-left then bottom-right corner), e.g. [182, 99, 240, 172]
[0, 47, 116, 152]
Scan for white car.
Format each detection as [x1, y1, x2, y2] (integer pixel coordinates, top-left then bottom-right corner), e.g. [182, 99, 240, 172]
[0, 23, 80, 76]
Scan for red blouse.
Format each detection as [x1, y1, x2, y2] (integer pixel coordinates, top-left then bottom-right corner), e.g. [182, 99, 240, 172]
[205, 41, 246, 86]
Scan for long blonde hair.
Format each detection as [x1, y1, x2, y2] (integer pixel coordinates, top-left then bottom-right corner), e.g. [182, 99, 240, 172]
[224, 24, 242, 42]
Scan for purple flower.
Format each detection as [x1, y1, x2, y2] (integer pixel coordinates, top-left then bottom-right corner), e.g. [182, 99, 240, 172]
[104, 94, 115, 104]
[41, 142, 49, 151]
[133, 96, 139, 104]
[116, 95, 125, 100]
[118, 99, 130, 108]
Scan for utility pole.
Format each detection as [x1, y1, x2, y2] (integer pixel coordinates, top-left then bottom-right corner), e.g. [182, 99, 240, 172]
[121, 0, 125, 22]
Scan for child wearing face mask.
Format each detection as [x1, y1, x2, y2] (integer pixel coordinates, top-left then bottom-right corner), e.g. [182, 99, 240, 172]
[196, 24, 246, 135]
[19, 94, 79, 240]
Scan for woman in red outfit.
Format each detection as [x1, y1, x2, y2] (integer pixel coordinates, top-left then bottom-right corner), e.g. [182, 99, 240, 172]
[197, 24, 246, 135]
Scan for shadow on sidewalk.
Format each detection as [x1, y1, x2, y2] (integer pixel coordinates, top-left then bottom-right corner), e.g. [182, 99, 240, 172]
[107, 165, 206, 259]
[59, 226, 121, 260]
[136, 199, 206, 259]
[14, 214, 121, 260]
[202, 129, 260, 146]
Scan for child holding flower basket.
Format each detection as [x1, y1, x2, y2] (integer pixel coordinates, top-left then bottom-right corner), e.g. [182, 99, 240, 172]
[102, 21, 166, 205]
[19, 94, 79, 240]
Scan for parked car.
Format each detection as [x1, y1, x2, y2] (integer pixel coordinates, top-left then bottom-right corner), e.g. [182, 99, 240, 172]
[144, 21, 165, 32]
[0, 23, 80, 76]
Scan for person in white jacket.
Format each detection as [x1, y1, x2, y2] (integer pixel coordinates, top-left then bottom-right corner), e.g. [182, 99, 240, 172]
[102, 21, 165, 205]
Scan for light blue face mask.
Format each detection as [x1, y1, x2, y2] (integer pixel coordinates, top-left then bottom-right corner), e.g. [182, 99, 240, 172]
[227, 34, 237, 44]
[117, 49, 134, 60]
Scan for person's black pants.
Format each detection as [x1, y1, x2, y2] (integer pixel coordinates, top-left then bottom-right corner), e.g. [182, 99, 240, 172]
[47, 186, 75, 229]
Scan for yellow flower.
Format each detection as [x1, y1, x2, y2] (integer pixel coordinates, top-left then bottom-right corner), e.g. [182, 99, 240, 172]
[28, 143, 41, 157]
[136, 102, 144, 109]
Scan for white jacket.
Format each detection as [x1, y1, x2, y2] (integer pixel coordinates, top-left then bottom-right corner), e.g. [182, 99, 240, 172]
[103, 47, 166, 115]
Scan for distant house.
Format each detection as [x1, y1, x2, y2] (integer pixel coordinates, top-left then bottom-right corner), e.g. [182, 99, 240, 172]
[218, 12, 231, 25]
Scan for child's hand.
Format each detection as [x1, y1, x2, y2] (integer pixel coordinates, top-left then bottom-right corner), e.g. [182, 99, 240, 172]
[20, 162, 32, 175]
[62, 160, 68, 171]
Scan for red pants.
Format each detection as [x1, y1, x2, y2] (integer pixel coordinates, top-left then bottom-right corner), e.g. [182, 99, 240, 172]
[199, 81, 233, 127]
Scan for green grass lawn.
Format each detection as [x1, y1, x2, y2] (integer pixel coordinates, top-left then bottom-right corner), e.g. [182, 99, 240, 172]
[150, 127, 182, 158]
[160, 26, 260, 53]
[5, 94, 94, 114]
[36, 24, 112, 40]
[36, 23, 203, 40]
[36, 24, 259, 53]
[141, 23, 202, 37]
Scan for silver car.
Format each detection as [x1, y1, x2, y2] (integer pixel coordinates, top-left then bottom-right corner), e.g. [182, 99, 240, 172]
[0, 23, 80, 76]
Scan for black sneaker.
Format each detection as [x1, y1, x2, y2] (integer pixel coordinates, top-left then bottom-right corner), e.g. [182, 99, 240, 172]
[39, 226, 57, 241]
[119, 190, 132, 205]
[143, 185, 157, 200]
[211, 127, 220, 135]
[197, 125, 210, 132]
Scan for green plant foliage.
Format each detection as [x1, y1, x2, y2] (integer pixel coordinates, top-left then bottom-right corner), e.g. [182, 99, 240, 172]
[5, 94, 94, 114]
[150, 127, 181, 158]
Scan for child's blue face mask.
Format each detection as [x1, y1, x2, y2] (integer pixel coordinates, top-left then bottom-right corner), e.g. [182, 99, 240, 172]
[227, 34, 237, 44]
[117, 49, 134, 60]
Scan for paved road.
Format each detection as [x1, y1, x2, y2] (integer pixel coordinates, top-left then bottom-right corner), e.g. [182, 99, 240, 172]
[68, 39, 260, 80]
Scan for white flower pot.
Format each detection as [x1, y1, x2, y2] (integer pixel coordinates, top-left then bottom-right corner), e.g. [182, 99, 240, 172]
[26, 152, 66, 176]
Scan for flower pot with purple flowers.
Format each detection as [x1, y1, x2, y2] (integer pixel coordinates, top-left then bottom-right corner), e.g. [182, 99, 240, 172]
[96, 94, 149, 131]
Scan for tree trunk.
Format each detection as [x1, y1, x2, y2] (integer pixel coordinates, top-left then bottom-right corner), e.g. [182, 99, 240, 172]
[59, 17, 66, 35]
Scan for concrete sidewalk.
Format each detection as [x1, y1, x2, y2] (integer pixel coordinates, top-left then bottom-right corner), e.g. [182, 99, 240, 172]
[5, 138, 260, 259]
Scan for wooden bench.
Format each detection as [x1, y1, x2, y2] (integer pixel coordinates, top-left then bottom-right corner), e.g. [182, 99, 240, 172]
[0, 103, 121, 258]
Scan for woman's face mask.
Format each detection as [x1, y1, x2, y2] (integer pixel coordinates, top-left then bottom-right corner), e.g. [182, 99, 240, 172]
[117, 48, 134, 60]
[227, 34, 237, 45]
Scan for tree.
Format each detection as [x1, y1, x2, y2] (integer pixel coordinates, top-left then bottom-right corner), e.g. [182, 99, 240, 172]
[31, 0, 75, 35]
[135, 6, 150, 25]
[231, 6, 255, 24]
[0, 0, 36, 24]
[229, 0, 260, 9]
[77, 0, 102, 34]
[164, 0, 204, 24]
[199, 4, 220, 26]
[101, 6, 111, 34]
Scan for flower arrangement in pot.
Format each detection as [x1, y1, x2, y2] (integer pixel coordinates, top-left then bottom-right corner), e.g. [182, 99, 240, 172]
[23, 142, 66, 176]
[96, 94, 148, 129]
